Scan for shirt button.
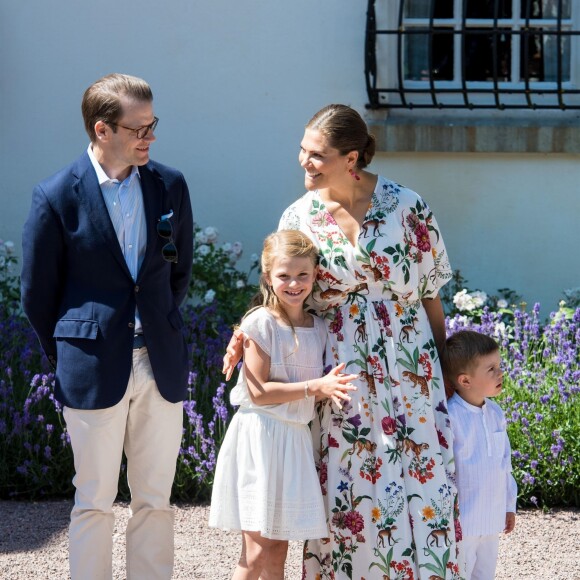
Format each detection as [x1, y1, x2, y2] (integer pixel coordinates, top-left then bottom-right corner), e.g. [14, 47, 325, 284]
[128, 244, 133, 249]
[128, 322, 135, 329]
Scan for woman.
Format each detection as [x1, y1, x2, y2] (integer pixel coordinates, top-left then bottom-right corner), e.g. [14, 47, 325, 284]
[225, 104, 463, 579]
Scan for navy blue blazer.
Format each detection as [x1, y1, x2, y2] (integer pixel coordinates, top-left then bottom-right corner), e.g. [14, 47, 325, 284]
[21, 152, 194, 410]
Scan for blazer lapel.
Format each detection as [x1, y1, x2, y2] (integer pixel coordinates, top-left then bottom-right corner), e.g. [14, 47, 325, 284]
[72, 153, 133, 278]
[138, 164, 165, 278]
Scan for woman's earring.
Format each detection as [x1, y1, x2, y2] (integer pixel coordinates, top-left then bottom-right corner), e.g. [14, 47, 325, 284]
[349, 168, 361, 181]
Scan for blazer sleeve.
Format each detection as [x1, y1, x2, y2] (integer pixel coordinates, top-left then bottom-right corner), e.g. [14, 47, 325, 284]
[21, 184, 65, 366]
[170, 173, 194, 307]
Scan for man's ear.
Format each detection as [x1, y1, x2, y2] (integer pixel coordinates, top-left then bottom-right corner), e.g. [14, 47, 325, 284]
[94, 120, 109, 141]
[457, 373, 471, 390]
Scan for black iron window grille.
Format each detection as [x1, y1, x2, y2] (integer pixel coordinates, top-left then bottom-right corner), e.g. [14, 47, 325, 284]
[365, 0, 580, 110]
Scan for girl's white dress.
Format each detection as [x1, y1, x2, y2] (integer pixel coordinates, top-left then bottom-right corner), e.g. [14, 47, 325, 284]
[208, 307, 329, 540]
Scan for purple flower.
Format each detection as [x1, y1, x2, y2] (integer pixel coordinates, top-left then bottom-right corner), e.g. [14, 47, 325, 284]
[346, 414, 362, 429]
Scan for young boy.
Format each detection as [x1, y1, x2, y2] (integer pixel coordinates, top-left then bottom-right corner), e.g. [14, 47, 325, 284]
[441, 330, 517, 580]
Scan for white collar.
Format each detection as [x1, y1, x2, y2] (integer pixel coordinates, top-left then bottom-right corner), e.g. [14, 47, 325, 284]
[87, 144, 140, 185]
[451, 393, 488, 413]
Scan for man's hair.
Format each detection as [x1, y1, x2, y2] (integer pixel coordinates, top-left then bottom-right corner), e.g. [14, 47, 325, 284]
[440, 330, 499, 392]
[81, 73, 153, 142]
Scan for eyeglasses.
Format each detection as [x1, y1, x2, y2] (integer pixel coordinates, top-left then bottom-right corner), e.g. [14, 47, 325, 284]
[109, 116, 159, 139]
[157, 209, 178, 263]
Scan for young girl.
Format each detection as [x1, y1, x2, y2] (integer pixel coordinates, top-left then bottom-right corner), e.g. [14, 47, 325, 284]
[208, 230, 357, 580]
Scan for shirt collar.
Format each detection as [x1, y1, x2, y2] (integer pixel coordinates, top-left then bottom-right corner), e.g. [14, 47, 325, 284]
[451, 393, 487, 413]
[87, 144, 140, 185]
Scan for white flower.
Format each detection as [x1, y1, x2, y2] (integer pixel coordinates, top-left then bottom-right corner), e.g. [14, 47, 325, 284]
[453, 289, 487, 312]
[231, 242, 243, 257]
[196, 244, 211, 257]
[236, 280, 245, 289]
[4, 241, 14, 254]
[204, 289, 216, 303]
[250, 253, 259, 266]
[470, 290, 488, 308]
[204, 226, 219, 243]
[493, 321, 507, 339]
[228, 254, 239, 266]
[221, 242, 232, 253]
[453, 289, 476, 312]
[195, 232, 208, 244]
[497, 298, 508, 309]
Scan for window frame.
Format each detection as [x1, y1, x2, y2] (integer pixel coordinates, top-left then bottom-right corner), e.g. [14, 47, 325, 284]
[366, 0, 580, 111]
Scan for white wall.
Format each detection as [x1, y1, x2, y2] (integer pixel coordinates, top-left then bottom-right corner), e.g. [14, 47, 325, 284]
[371, 152, 580, 312]
[1, 0, 578, 313]
[1, 0, 366, 260]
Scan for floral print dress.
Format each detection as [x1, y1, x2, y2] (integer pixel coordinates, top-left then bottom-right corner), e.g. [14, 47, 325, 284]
[279, 176, 464, 579]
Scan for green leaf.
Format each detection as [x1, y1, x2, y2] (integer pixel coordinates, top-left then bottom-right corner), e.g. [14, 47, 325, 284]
[412, 347, 419, 367]
[368, 562, 389, 574]
[341, 561, 353, 578]
[420, 562, 443, 574]
[396, 358, 417, 374]
[442, 547, 450, 570]
[366, 238, 377, 253]
[342, 431, 357, 444]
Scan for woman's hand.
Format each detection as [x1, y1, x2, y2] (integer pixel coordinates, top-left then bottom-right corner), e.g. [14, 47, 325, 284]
[222, 328, 245, 380]
[309, 363, 358, 409]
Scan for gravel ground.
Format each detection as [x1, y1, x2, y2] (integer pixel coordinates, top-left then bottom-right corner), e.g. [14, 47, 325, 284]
[0, 500, 579, 579]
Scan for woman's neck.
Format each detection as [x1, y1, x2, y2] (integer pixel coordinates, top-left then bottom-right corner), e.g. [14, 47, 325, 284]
[320, 171, 377, 210]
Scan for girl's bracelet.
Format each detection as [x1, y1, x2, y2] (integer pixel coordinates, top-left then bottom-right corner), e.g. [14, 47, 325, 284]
[305, 381, 310, 399]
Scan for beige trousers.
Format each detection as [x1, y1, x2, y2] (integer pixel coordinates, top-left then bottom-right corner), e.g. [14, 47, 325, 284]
[63, 347, 183, 580]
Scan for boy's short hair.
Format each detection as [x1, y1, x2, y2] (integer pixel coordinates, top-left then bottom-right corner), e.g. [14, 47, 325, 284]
[440, 330, 499, 395]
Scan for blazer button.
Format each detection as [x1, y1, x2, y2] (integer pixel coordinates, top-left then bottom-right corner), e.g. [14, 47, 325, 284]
[128, 322, 135, 329]
[135, 285, 140, 293]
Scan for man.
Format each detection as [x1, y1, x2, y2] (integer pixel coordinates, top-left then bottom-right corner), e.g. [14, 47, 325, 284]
[21, 73, 193, 580]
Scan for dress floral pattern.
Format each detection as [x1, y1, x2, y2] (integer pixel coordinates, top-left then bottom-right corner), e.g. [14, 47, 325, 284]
[279, 176, 464, 579]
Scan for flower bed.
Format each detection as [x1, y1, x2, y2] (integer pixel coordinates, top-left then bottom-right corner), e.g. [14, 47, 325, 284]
[0, 238, 578, 506]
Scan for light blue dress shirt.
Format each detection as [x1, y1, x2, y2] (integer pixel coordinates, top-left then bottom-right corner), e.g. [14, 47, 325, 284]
[87, 145, 147, 333]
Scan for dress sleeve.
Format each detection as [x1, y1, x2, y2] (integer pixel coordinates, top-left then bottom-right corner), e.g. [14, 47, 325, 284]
[240, 309, 274, 357]
[278, 196, 306, 231]
[416, 198, 453, 299]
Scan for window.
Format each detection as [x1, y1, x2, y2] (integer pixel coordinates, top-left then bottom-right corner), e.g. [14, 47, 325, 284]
[365, 0, 580, 109]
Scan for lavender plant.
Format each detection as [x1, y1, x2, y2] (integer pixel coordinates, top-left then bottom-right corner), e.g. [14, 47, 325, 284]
[1, 241, 578, 507]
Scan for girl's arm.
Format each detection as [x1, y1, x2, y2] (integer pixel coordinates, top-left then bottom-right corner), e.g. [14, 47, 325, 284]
[422, 294, 446, 355]
[243, 337, 357, 408]
[222, 329, 244, 381]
